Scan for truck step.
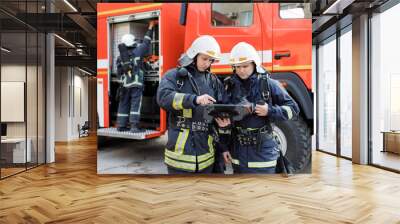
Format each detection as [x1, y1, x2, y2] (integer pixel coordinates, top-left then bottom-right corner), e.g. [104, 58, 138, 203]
[97, 127, 160, 140]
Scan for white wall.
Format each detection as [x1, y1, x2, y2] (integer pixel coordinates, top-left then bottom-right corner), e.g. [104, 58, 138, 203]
[1, 65, 26, 142]
[1, 65, 33, 138]
[71, 73, 89, 138]
[54, 67, 89, 141]
[55, 66, 67, 141]
[1, 63, 46, 164]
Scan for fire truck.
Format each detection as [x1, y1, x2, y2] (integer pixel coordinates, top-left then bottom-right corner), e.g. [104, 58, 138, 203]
[97, 3, 313, 172]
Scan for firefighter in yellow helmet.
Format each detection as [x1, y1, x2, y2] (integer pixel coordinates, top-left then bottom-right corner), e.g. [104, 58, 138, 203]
[156, 35, 226, 174]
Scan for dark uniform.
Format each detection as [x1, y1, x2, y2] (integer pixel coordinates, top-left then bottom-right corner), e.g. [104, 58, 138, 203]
[222, 71, 299, 173]
[156, 64, 225, 174]
[116, 29, 153, 130]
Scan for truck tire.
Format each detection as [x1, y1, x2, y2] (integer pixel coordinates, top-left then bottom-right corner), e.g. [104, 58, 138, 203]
[272, 116, 311, 173]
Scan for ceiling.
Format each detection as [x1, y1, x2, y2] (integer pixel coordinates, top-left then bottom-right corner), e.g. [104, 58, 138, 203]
[0, 0, 98, 73]
[311, 0, 391, 43]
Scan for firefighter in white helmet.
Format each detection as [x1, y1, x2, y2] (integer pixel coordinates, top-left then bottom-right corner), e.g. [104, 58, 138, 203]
[157, 35, 226, 174]
[215, 42, 300, 174]
[116, 21, 156, 133]
[121, 33, 135, 47]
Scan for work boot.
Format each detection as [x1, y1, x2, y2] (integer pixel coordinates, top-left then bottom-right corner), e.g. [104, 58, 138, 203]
[130, 125, 144, 133]
[117, 127, 129, 132]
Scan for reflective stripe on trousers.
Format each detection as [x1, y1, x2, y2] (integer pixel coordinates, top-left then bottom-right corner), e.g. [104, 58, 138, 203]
[116, 87, 143, 127]
[165, 135, 215, 171]
[231, 158, 277, 168]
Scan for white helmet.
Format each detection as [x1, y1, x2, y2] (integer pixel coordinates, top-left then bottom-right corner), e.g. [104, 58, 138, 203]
[186, 35, 221, 60]
[121, 34, 135, 47]
[229, 42, 266, 73]
[229, 42, 261, 67]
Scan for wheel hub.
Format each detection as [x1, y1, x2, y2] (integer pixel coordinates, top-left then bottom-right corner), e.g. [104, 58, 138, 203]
[272, 124, 288, 155]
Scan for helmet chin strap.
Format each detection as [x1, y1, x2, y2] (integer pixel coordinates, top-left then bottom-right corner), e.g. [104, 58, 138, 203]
[256, 66, 266, 73]
[178, 53, 193, 67]
[252, 61, 266, 73]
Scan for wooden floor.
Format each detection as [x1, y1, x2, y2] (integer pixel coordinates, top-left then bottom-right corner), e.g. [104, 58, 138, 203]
[1, 136, 400, 223]
[1, 167, 26, 178]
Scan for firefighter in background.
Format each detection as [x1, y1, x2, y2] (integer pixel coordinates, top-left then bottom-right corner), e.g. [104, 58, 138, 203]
[215, 42, 300, 174]
[156, 35, 226, 174]
[116, 20, 156, 132]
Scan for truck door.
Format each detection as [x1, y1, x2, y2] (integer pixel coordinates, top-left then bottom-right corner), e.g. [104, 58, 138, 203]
[271, 3, 312, 88]
[256, 3, 274, 71]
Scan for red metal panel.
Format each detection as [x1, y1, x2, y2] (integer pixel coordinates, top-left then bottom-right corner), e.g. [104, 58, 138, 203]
[271, 3, 312, 89]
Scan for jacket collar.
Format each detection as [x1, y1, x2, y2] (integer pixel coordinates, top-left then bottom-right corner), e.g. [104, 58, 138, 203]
[233, 72, 257, 84]
[185, 64, 208, 76]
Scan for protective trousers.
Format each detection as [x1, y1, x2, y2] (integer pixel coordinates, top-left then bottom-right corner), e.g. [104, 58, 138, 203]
[117, 86, 143, 128]
[231, 133, 279, 174]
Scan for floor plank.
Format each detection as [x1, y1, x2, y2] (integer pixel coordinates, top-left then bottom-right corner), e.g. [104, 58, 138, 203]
[1, 135, 400, 223]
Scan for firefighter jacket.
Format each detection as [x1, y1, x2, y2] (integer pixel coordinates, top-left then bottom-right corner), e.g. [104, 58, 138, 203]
[156, 64, 225, 172]
[117, 29, 153, 88]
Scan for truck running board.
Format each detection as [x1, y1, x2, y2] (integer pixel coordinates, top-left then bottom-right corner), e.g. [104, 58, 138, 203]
[97, 128, 162, 140]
